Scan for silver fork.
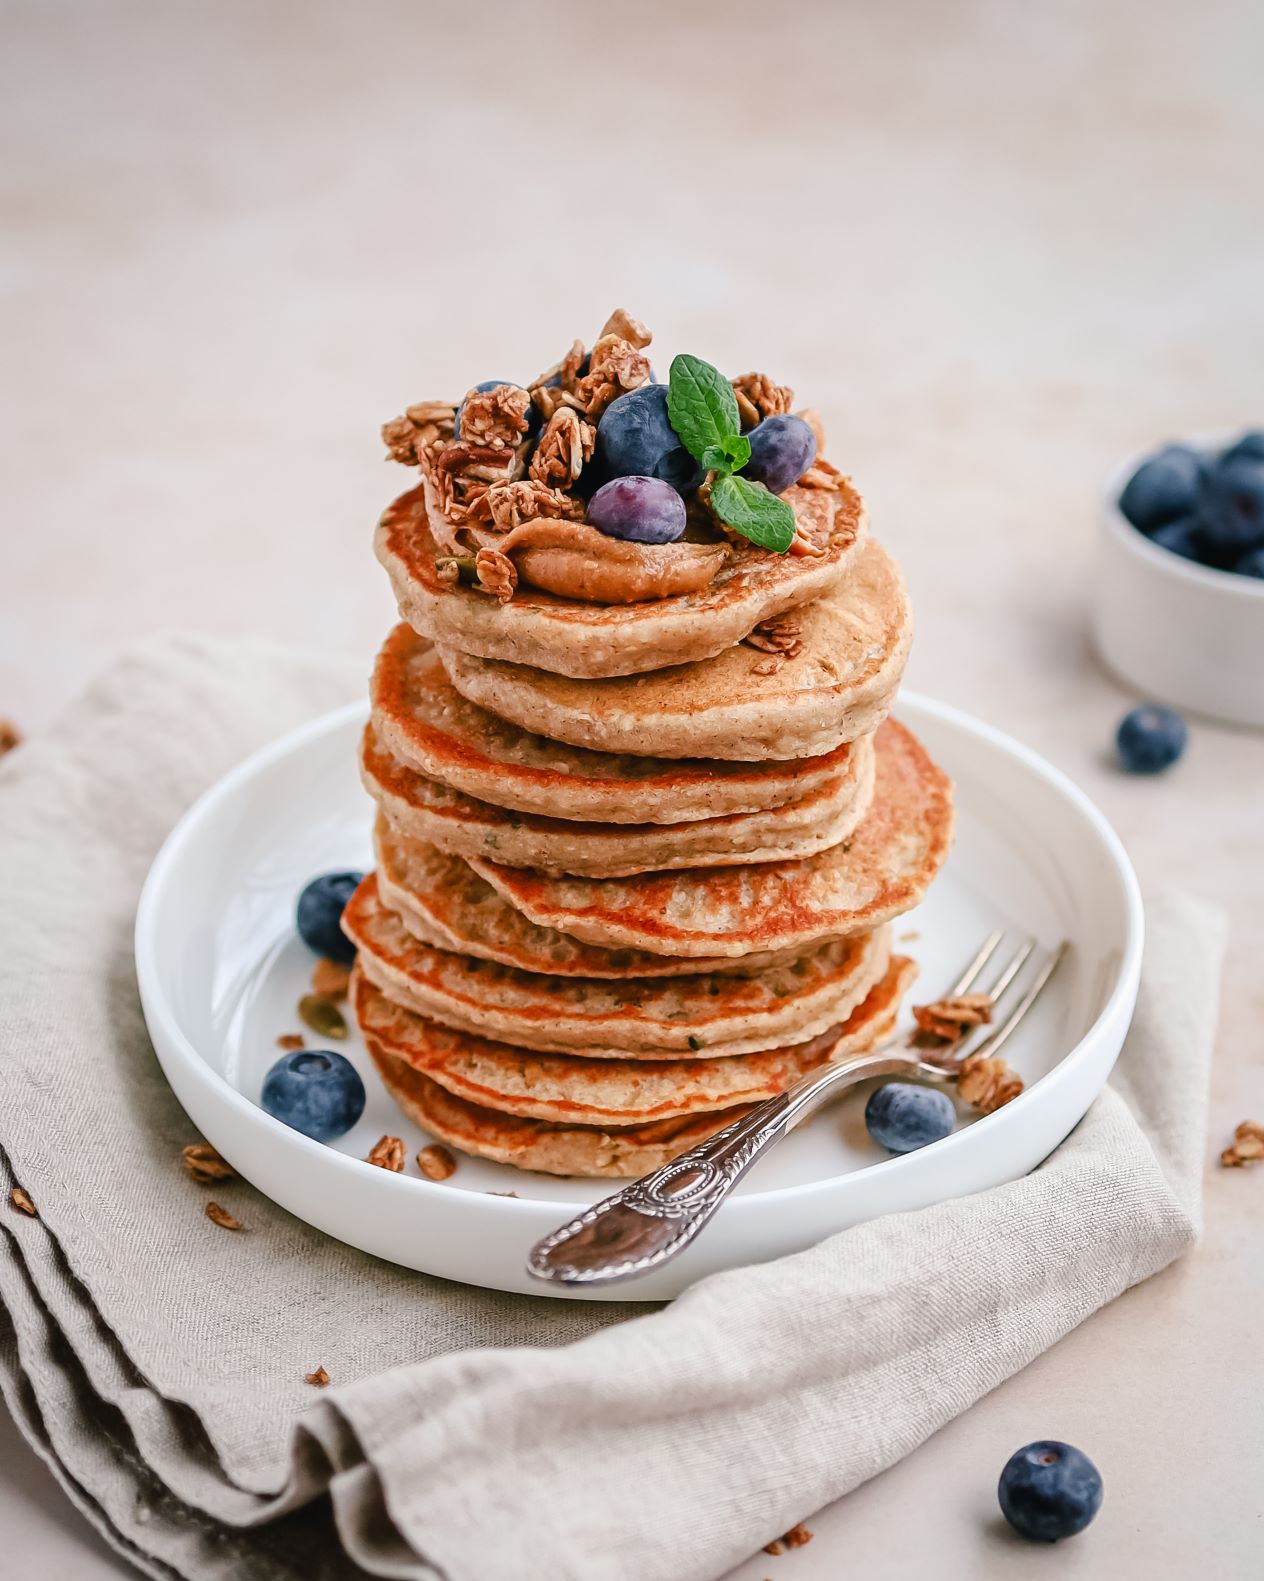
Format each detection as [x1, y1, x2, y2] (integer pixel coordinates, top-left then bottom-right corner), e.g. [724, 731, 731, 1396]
[526, 932, 1068, 1287]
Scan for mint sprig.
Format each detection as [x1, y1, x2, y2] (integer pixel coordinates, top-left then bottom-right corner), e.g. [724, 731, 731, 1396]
[666, 353, 795, 554]
[710, 474, 796, 552]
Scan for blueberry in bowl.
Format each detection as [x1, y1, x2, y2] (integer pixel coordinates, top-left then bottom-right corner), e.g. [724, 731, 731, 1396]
[1117, 444, 1204, 534]
[261, 1049, 365, 1142]
[297, 872, 363, 964]
[1118, 430, 1264, 573]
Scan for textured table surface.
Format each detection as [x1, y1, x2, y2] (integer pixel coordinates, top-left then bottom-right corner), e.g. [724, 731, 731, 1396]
[2, 1, 1261, 1575]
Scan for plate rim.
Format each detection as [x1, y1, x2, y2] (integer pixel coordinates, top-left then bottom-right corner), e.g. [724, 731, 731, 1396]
[135, 692, 1143, 1218]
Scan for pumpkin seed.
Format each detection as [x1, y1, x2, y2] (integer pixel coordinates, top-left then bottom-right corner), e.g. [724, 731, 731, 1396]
[298, 994, 348, 1040]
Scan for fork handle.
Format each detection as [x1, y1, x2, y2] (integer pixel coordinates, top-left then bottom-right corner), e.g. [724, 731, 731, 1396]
[526, 1045, 924, 1287]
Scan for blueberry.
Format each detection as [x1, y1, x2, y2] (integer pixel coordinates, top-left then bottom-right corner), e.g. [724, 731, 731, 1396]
[1221, 430, 1264, 465]
[587, 476, 686, 545]
[595, 384, 705, 494]
[1235, 545, 1264, 578]
[455, 380, 540, 439]
[864, 1082, 955, 1154]
[261, 1050, 365, 1142]
[998, 1441, 1102, 1542]
[1118, 445, 1204, 533]
[296, 871, 363, 963]
[743, 415, 818, 495]
[1116, 705, 1187, 774]
[1147, 515, 1204, 564]
[1198, 455, 1264, 557]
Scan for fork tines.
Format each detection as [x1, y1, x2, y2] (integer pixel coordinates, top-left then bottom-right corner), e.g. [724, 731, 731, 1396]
[938, 930, 1068, 1062]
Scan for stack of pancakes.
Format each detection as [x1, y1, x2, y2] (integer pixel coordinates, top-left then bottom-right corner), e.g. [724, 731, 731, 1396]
[346, 471, 953, 1177]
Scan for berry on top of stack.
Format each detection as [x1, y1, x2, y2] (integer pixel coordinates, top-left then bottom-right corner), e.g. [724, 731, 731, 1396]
[348, 311, 953, 1178]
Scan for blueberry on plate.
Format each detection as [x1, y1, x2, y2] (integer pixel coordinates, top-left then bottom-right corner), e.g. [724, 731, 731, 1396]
[587, 476, 686, 545]
[296, 871, 363, 963]
[595, 384, 705, 494]
[998, 1441, 1103, 1542]
[1116, 705, 1187, 774]
[1220, 429, 1264, 465]
[1235, 544, 1264, 578]
[1118, 444, 1204, 533]
[1146, 515, 1204, 564]
[261, 1050, 365, 1142]
[1198, 455, 1264, 558]
[743, 414, 818, 495]
[864, 1082, 955, 1154]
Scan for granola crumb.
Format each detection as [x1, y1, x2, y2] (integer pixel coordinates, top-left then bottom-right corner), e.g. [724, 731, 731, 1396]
[367, 1136, 406, 1172]
[899, 930, 921, 943]
[205, 1201, 244, 1231]
[763, 1540, 785, 1556]
[276, 1033, 305, 1051]
[0, 719, 21, 756]
[182, 1143, 236, 1185]
[311, 958, 351, 1000]
[784, 1523, 813, 1549]
[9, 1186, 37, 1217]
[304, 1366, 331, 1388]
[1220, 1120, 1264, 1167]
[475, 546, 518, 604]
[957, 1053, 1023, 1114]
[418, 1144, 457, 1181]
[732, 372, 794, 429]
[744, 616, 804, 660]
[913, 993, 994, 1043]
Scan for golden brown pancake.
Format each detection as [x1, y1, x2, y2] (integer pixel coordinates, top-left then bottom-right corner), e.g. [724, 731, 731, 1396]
[345, 872, 892, 1058]
[440, 536, 911, 760]
[367, 1048, 745, 1179]
[361, 726, 875, 878]
[351, 957, 915, 1126]
[375, 479, 868, 680]
[374, 828, 808, 980]
[470, 719, 952, 958]
[370, 622, 861, 824]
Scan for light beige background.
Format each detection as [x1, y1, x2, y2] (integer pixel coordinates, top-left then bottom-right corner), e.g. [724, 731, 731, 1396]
[1, 0, 1261, 1575]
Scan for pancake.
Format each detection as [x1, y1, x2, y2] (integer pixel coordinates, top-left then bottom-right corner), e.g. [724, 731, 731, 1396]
[375, 478, 868, 680]
[374, 828, 808, 980]
[344, 872, 893, 1058]
[353, 956, 915, 1126]
[371, 623, 860, 824]
[470, 718, 952, 958]
[439, 535, 911, 761]
[361, 729, 876, 878]
[367, 1049, 745, 1178]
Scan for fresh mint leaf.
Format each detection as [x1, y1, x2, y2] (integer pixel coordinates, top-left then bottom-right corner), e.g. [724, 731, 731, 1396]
[700, 434, 751, 476]
[667, 354, 742, 464]
[710, 473, 796, 553]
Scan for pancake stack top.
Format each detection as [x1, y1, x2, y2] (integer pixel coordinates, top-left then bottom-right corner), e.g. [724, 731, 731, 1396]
[348, 311, 953, 1178]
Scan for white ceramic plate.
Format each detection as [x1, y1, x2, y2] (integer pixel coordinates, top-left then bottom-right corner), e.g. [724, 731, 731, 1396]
[136, 697, 1142, 1301]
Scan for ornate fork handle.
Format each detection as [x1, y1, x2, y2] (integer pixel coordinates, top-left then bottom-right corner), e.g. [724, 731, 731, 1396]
[527, 1045, 933, 1287]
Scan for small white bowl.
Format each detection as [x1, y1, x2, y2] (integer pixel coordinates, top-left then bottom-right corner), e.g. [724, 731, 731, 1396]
[1095, 441, 1264, 729]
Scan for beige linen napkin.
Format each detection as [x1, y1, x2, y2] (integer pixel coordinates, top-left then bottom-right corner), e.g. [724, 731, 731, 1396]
[0, 636, 1225, 1581]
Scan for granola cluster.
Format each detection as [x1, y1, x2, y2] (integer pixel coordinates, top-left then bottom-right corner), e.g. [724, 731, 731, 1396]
[380, 310, 843, 602]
